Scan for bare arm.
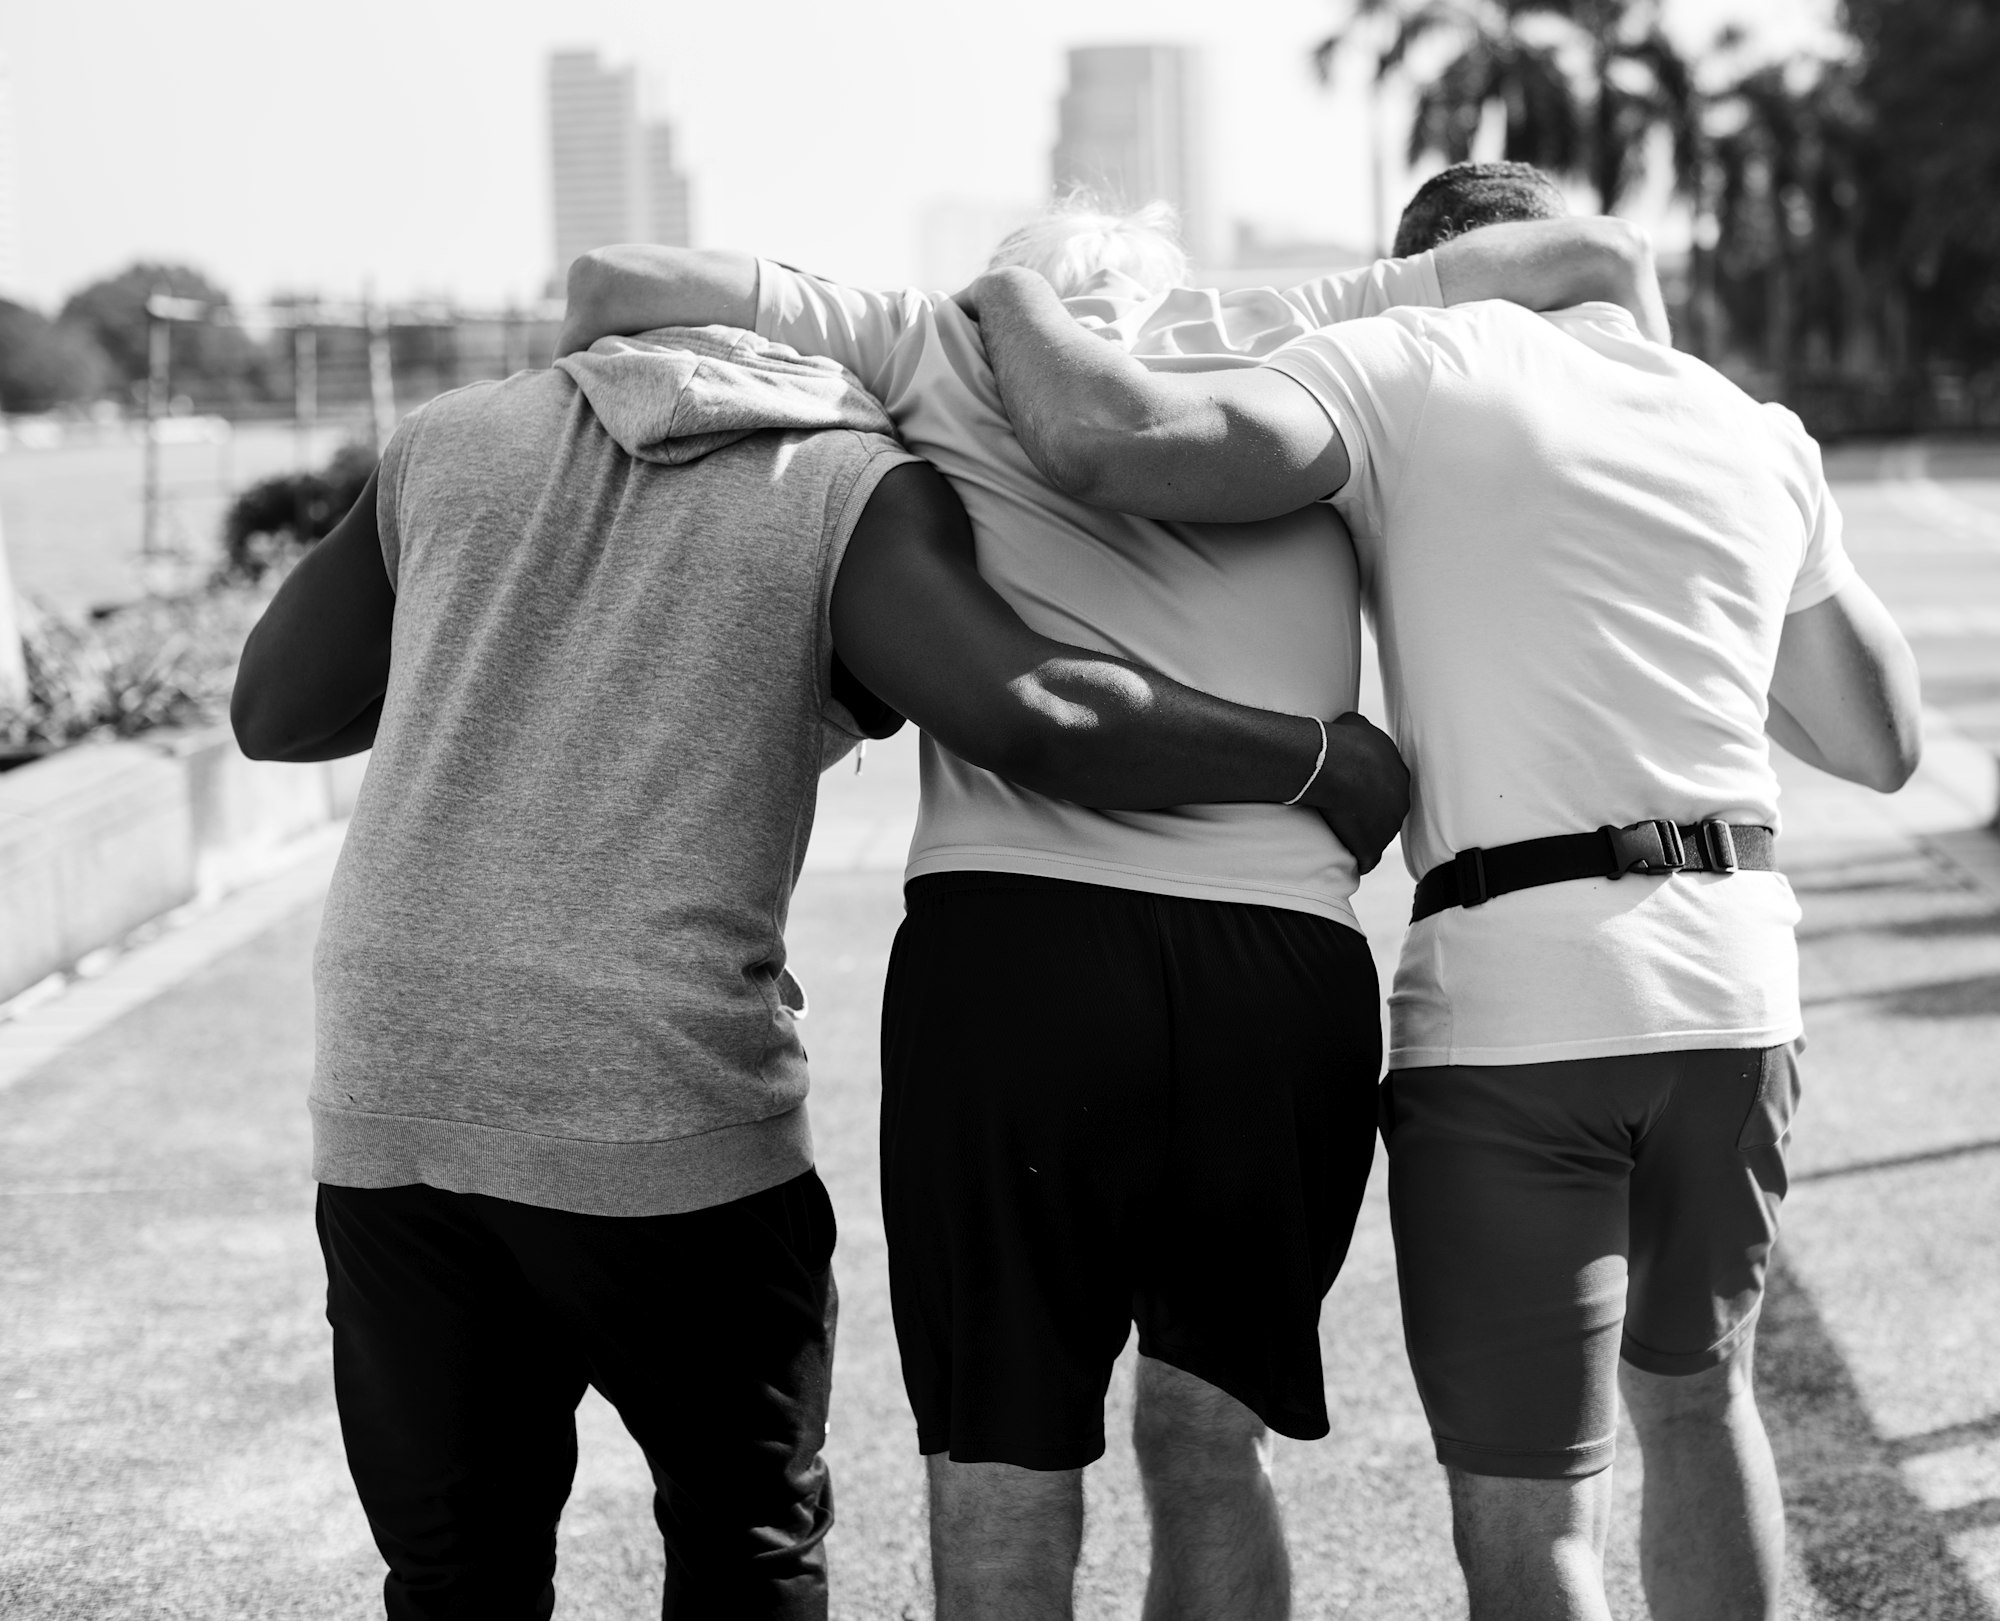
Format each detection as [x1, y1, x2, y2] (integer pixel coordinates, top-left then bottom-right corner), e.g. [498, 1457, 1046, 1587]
[1432, 217, 1671, 341]
[557, 246, 758, 356]
[962, 265, 1348, 522]
[1766, 578, 1922, 791]
[832, 462, 1409, 869]
[231, 472, 393, 761]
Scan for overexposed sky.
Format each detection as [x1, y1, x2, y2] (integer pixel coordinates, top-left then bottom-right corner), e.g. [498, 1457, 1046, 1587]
[3, 0, 1837, 312]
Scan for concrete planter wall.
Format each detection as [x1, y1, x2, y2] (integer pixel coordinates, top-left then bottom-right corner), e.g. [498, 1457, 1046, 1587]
[0, 727, 366, 1005]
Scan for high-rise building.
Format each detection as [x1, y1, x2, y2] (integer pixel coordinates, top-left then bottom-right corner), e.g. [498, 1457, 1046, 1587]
[0, 53, 24, 300]
[643, 123, 692, 256]
[546, 50, 691, 289]
[1051, 45, 1209, 265]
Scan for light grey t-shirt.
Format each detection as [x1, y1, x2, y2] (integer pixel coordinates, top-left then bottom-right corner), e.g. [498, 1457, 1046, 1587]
[311, 327, 914, 1216]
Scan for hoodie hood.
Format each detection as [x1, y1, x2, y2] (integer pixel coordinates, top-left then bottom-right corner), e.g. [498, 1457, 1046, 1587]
[555, 324, 895, 465]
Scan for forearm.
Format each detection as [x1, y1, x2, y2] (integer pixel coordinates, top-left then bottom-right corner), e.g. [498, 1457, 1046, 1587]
[978, 652, 1323, 810]
[971, 267, 1176, 505]
[239, 696, 382, 762]
[1435, 217, 1671, 342]
[557, 245, 759, 356]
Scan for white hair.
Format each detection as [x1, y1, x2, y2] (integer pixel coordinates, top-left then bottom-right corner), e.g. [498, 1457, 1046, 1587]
[985, 194, 1190, 299]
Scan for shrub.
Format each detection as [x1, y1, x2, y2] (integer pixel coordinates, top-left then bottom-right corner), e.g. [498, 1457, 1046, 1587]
[218, 440, 376, 583]
[0, 586, 272, 750]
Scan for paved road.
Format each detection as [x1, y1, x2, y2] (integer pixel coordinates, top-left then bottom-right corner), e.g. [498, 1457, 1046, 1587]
[3, 445, 1999, 1618]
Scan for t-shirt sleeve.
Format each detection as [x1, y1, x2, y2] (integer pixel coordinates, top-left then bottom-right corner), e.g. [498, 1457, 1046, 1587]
[1264, 312, 1440, 535]
[1775, 409, 1858, 613]
[372, 407, 424, 592]
[1283, 252, 1443, 326]
[755, 259, 921, 400]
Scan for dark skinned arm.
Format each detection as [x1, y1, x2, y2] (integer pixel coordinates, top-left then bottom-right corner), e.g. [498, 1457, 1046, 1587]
[830, 461, 1409, 870]
[231, 470, 393, 762]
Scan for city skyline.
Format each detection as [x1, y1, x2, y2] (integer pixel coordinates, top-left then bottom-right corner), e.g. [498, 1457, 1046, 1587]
[1053, 45, 1211, 265]
[547, 50, 691, 293]
[0, 0, 1839, 313]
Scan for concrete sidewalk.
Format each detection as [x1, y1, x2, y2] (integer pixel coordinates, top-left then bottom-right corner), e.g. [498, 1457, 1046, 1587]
[4, 437, 1999, 1617]
[2, 718, 1995, 1619]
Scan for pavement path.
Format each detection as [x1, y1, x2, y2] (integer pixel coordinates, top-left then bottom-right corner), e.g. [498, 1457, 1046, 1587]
[3, 443, 1999, 1618]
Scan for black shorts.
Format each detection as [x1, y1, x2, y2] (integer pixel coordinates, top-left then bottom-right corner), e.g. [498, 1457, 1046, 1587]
[1382, 1042, 1800, 1480]
[881, 870, 1383, 1471]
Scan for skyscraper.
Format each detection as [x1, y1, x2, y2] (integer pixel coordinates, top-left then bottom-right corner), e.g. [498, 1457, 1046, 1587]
[1051, 46, 1209, 264]
[0, 52, 24, 300]
[546, 50, 692, 288]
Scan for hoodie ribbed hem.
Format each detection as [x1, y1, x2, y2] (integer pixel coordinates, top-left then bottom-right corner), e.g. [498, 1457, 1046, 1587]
[309, 1100, 814, 1218]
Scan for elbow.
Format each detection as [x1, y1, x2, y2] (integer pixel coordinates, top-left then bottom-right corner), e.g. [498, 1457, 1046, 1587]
[564, 246, 632, 314]
[1029, 408, 1154, 512]
[939, 702, 1092, 800]
[230, 685, 280, 762]
[228, 660, 303, 763]
[1871, 725, 1923, 794]
[1572, 216, 1654, 299]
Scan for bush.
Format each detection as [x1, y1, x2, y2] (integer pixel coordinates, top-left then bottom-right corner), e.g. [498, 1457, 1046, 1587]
[218, 440, 376, 583]
[0, 299, 110, 413]
[0, 586, 272, 750]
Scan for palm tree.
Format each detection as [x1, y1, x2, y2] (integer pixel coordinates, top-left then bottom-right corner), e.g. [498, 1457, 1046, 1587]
[1312, 0, 1701, 214]
[1706, 59, 1882, 383]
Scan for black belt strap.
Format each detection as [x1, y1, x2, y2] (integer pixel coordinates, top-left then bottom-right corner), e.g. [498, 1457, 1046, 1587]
[1411, 820, 1777, 924]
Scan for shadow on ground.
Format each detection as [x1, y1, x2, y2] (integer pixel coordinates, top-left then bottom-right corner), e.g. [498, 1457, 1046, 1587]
[1763, 1257, 1998, 1618]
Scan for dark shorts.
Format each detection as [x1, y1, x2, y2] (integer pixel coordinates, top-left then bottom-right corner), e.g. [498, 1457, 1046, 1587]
[316, 1171, 838, 1620]
[1381, 1042, 1801, 1480]
[881, 870, 1383, 1471]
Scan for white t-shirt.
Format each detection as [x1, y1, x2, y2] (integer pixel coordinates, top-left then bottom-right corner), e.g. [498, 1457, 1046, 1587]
[1267, 300, 1856, 1066]
[757, 254, 1444, 927]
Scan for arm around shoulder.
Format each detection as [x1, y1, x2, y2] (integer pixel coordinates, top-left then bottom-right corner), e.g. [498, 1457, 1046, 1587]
[964, 267, 1350, 521]
[557, 245, 759, 356]
[827, 460, 1406, 864]
[1433, 216, 1670, 342]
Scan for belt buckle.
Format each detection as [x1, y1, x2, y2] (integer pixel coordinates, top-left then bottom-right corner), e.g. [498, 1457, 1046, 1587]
[1601, 819, 1686, 878]
[1699, 819, 1739, 873]
[1455, 846, 1490, 907]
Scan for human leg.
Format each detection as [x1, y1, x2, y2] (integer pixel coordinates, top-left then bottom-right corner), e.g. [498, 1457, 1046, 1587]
[1445, 1469, 1616, 1621]
[1126, 902, 1380, 1620]
[1619, 1043, 1799, 1621]
[1130, 1355, 1287, 1621]
[317, 1182, 589, 1621]
[490, 1170, 839, 1621]
[927, 1456, 1084, 1621]
[1619, 1336, 1784, 1621]
[1381, 1059, 1669, 1617]
[881, 876, 1164, 1608]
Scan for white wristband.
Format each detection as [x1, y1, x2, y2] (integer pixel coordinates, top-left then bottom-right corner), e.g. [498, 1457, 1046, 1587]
[1283, 716, 1329, 806]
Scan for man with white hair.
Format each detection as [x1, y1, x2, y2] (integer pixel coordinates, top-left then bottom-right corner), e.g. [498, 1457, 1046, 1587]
[956, 165, 1922, 1621]
[558, 202, 1666, 1621]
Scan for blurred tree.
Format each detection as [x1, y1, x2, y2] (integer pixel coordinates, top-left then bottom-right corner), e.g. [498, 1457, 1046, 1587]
[0, 299, 111, 412]
[57, 262, 274, 411]
[1846, 0, 2000, 370]
[1312, 0, 1701, 214]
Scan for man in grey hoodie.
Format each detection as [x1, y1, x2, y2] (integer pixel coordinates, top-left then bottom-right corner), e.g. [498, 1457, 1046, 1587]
[231, 324, 1406, 1621]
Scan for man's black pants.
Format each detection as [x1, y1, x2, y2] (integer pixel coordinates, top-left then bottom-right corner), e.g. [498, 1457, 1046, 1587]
[316, 1171, 838, 1620]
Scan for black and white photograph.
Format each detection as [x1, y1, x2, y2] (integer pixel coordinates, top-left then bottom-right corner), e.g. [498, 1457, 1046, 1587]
[1, 0, 1995, 1616]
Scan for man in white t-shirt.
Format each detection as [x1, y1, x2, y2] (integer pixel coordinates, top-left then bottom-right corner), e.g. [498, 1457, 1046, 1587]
[961, 165, 1922, 1621]
[560, 201, 1687, 1621]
